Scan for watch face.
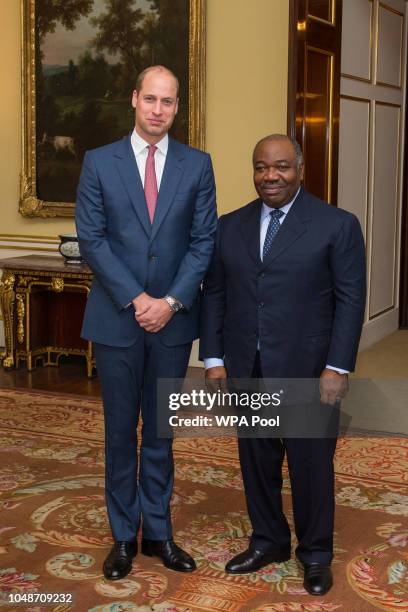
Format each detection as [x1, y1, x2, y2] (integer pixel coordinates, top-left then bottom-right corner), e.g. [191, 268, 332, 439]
[166, 297, 180, 312]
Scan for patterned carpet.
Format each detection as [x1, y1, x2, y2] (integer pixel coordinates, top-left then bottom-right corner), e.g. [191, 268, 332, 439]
[0, 388, 407, 611]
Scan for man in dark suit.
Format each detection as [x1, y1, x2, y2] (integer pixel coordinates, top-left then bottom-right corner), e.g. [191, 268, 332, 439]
[76, 66, 217, 580]
[200, 134, 365, 595]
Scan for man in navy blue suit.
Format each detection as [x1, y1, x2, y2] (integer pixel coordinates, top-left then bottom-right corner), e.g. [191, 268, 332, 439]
[76, 65, 217, 580]
[200, 134, 365, 595]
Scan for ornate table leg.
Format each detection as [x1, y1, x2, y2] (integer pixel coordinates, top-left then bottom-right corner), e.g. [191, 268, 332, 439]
[86, 342, 96, 378]
[0, 271, 15, 369]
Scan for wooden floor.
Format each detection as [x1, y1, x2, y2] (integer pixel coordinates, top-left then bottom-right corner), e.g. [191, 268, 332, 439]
[0, 356, 203, 397]
[0, 357, 102, 397]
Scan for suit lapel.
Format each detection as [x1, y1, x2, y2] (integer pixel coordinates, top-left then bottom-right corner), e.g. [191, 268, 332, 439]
[261, 187, 310, 269]
[114, 135, 151, 237]
[150, 138, 185, 242]
[239, 199, 263, 265]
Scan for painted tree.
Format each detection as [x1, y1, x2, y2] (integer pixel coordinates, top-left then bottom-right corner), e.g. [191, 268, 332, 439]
[91, 0, 146, 93]
[36, 0, 94, 42]
[148, 0, 189, 85]
[142, 0, 189, 139]
[36, 0, 94, 139]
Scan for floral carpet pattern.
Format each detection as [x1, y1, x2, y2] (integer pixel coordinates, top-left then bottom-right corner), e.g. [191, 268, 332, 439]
[0, 388, 407, 611]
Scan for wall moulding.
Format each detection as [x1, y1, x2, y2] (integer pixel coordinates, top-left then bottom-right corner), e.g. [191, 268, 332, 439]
[368, 101, 401, 319]
[0, 235, 59, 254]
[376, 2, 404, 89]
[340, 0, 373, 84]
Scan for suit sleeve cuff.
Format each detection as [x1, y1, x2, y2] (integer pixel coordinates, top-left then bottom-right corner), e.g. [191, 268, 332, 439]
[326, 364, 350, 375]
[204, 358, 225, 369]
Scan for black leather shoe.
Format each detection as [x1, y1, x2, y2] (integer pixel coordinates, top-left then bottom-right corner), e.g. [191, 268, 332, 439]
[303, 563, 333, 595]
[225, 547, 291, 574]
[141, 538, 196, 572]
[103, 541, 137, 580]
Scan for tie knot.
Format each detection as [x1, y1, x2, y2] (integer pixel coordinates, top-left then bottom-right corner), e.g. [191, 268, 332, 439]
[147, 145, 157, 158]
[270, 208, 284, 219]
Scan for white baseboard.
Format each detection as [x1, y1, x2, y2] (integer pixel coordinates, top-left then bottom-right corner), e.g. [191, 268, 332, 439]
[189, 339, 203, 368]
[359, 308, 399, 351]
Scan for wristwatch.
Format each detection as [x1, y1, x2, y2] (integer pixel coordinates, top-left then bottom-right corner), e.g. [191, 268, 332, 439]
[164, 295, 183, 313]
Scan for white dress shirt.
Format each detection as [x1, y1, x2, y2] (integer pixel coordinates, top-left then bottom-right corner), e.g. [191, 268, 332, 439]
[130, 128, 168, 189]
[204, 188, 348, 374]
[126, 129, 170, 308]
[259, 196, 297, 259]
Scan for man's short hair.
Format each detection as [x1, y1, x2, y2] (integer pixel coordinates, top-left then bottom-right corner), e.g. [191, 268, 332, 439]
[253, 134, 304, 167]
[135, 65, 179, 96]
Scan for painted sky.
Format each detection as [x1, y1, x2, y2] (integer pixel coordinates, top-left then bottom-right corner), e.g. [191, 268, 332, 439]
[42, 0, 153, 66]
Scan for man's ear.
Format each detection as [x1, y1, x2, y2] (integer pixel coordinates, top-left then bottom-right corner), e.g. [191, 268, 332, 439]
[175, 98, 179, 115]
[299, 163, 305, 181]
[131, 90, 138, 109]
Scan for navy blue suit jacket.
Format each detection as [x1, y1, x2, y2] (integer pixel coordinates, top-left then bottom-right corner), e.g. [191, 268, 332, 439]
[200, 188, 366, 378]
[76, 134, 217, 347]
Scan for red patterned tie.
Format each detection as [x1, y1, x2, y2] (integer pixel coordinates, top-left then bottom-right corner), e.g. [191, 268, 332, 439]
[144, 145, 158, 223]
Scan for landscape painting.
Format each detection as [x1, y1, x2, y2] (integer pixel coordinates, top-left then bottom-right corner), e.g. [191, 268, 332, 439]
[21, 0, 205, 217]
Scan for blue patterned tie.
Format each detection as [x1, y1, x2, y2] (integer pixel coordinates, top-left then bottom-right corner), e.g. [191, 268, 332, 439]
[262, 209, 284, 259]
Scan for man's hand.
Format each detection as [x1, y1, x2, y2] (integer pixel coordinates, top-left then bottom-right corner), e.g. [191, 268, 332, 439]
[132, 292, 155, 316]
[319, 368, 349, 405]
[205, 365, 228, 392]
[134, 295, 173, 333]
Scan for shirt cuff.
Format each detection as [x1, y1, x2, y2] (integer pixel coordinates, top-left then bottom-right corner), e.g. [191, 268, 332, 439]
[204, 358, 225, 369]
[326, 364, 349, 375]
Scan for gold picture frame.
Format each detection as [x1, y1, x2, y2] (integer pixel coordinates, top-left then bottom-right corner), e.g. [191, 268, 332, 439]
[20, 0, 206, 218]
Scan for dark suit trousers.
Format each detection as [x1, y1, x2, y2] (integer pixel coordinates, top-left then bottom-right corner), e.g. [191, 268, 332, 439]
[94, 333, 191, 542]
[238, 353, 337, 565]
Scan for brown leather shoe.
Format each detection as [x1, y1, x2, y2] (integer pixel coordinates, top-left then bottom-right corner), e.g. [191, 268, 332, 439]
[103, 541, 137, 580]
[141, 538, 196, 572]
[225, 547, 291, 574]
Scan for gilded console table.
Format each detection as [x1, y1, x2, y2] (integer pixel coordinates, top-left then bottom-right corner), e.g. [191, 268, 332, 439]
[0, 255, 95, 377]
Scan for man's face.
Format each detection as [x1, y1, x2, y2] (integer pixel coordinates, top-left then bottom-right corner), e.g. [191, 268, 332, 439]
[253, 139, 304, 207]
[132, 70, 179, 143]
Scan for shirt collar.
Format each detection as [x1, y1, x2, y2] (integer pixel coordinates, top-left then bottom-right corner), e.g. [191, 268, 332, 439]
[261, 187, 301, 221]
[131, 128, 169, 156]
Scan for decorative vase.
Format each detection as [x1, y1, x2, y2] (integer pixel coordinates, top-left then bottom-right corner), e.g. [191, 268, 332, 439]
[58, 233, 82, 264]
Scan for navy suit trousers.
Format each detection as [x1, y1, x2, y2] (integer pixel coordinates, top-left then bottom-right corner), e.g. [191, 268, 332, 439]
[238, 353, 337, 565]
[94, 334, 191, 542]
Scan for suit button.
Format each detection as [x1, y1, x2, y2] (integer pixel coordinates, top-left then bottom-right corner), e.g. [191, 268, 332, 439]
[259, 302, 264, 308]
[149, 254, 156, 261]
[259, 272, 265, 278]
